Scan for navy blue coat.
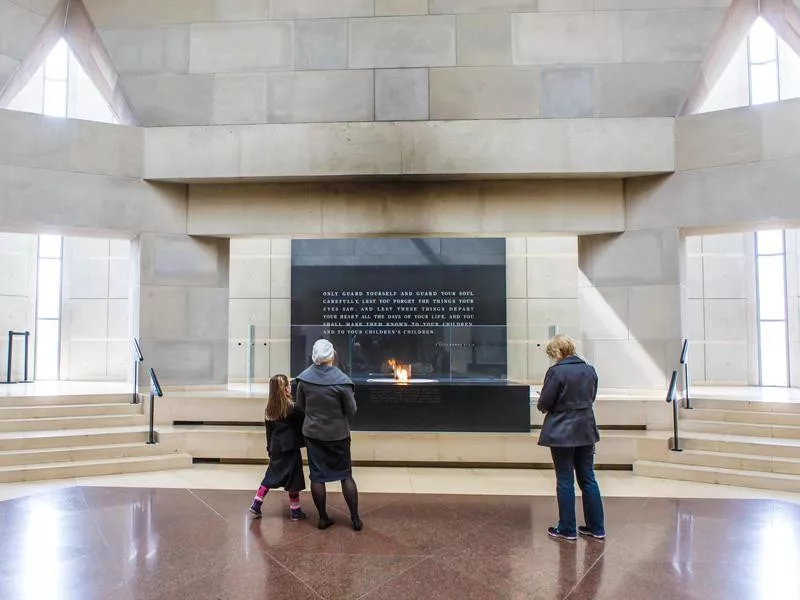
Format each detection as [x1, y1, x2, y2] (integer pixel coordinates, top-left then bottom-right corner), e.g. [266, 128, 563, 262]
[536, 356, 600, 448]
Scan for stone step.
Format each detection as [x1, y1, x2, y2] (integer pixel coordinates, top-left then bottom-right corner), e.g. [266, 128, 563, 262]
[0, 427, 151, 451]
[0, 453, 193, 484]
[633, 460, 800, 493]
[0, 414, 146, 433]
[688, 398, 800, 414]
[0, 403, 143, 419]
[680, 433, 800, 459]
[638, 440, 800, 476]
[0, 394, 135, 408]
[0, 442, 175, 467]
[682, 408, 800, 427]
[680, 419, 800, 439]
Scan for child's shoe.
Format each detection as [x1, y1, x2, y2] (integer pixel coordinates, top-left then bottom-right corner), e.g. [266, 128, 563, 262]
[290, 508, 307, 522]
[249, 500, 263, 518]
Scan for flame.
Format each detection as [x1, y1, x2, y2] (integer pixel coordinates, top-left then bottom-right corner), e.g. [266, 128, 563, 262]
[387, 359, 410, 383]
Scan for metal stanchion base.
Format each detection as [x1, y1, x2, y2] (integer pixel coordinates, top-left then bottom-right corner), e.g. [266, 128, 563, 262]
[670, 448, 684, 452]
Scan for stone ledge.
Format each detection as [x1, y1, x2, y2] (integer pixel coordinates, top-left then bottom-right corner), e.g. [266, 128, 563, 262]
[143, 118, 676, 181]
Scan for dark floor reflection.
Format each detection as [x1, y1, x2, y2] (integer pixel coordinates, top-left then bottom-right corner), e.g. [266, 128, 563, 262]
[0, 488, 798, 599]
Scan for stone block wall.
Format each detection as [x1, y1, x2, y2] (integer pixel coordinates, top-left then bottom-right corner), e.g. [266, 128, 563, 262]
[78, 0, 731, 126]
[60, 237, 131, 381]
[228, 237, 290, 383]
[686, 233, 758, 385]
[507, 236, 579, 383]
[0, 232, 37, 382]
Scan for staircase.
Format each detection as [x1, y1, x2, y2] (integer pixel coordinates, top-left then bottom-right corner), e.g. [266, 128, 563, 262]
[634, 396, 800, 492]
[0, 393, 192, 483]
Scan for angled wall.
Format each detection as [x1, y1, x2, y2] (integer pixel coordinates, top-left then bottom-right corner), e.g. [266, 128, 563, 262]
[0, 109, 186, 237]
[627, 99, 800, 233]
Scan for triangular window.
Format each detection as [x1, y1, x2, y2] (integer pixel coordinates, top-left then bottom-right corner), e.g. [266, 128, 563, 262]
[6, 38, 118, 124]
[700, 17, 800, 113]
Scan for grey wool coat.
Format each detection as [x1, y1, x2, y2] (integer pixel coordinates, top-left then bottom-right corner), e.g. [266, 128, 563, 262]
[295, 365, 357, 442]
[536, 355, 600, 448]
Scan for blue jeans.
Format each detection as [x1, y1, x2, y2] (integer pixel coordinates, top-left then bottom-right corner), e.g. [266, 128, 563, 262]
[550, 445, 605, 536]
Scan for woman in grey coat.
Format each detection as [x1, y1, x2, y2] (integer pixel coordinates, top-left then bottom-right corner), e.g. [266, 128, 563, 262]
[537, 335, 605, 542]
[296, 339, 361, 531]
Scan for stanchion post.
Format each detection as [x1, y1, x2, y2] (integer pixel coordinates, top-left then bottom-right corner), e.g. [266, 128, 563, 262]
[147, 389, 156, 444]
[4, 331, 11, 384]
[666, 369, 682, 452]
[22, 331, 30, 383]
[679, 339, 692, 410]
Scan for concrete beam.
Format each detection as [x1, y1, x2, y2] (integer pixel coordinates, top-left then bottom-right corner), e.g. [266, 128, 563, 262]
[628, 99, 800, 233]
[187, 180, 626, 238]
[143, 118, 676, 181]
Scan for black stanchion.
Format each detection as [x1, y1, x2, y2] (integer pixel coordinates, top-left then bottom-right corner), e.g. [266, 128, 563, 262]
[679, 339, 692, 410]
[666, 369, 682, 452]
[147, 367, 163, 445]
[132, 338, 143, 404]
[3, 331, 32, 385]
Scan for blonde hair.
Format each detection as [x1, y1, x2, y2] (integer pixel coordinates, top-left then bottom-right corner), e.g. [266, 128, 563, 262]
[546, 335, 577, 363]
[266, 374, 293, 421]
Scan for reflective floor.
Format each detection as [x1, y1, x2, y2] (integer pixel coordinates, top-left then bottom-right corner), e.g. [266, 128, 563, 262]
[1, 487, 799, 600]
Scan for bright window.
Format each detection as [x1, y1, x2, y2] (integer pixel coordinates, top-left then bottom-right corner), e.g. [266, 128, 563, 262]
[699, 17, 800, 113]
[755, 230, 789, 386]
[35, 235, 63, 381]
[6, 38, 118, 124]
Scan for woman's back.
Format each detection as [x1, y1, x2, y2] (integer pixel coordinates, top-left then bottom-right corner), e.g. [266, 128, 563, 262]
[296, 365, 356, 441]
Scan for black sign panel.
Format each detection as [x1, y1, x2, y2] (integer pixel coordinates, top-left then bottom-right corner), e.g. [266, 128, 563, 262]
[290, 238, 507, 380]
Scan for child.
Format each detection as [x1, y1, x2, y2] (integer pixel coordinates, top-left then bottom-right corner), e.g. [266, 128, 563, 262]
[249, 374, 307, 521]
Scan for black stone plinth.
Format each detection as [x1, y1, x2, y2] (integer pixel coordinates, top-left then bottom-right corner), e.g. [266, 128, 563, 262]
[351, 380, 530, 433]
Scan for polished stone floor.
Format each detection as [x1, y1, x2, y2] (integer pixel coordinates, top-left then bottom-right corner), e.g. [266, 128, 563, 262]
[1, 487, 799, 600]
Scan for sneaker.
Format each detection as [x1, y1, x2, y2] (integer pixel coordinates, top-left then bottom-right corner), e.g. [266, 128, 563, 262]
[547, 527, 577, 541]
[249, 501, 262, 518]
[578, 526, 606, 540]
[291, 509, 307, 522]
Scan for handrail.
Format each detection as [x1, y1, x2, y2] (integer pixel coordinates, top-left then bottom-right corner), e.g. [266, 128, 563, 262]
[665, 369, 682, 452]
[132, 338, 144, 404]
[679, 339, 692, 409]
[146, 367, 163, 445]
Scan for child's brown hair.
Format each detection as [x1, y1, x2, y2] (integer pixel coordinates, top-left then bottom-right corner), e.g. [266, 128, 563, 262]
[266, 374, 293, 421]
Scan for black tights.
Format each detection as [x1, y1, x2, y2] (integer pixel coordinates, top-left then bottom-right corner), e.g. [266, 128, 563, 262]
[311, 478, 359, 519]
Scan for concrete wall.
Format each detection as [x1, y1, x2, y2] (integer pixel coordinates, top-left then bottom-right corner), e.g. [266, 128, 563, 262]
[0, 109, 186, 237]
[0, 232, 37, 382]
[578, 228, 687, 389]
[188, 180, 625, 238]
[80, 0, 731, 126]
[0, 0, 58, 92]
[627, 99, 800, 233]
[507, 236, 579, 383]
[686, 233, 758, 385]
[228, 237, 290, 383]
[59, 236, 131, 381]
[133, 233, 229, 387]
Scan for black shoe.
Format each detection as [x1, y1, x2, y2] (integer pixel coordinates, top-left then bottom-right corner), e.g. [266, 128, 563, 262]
[578, 526, 606, 540]
[351, 515, 363, 531]
[547, 527, 577, 541]
[318, 516, 334, 530]
[249, 501, 262, 518]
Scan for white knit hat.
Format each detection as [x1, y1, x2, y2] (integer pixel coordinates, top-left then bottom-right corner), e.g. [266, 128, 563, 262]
[312, 339, 335, 365]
